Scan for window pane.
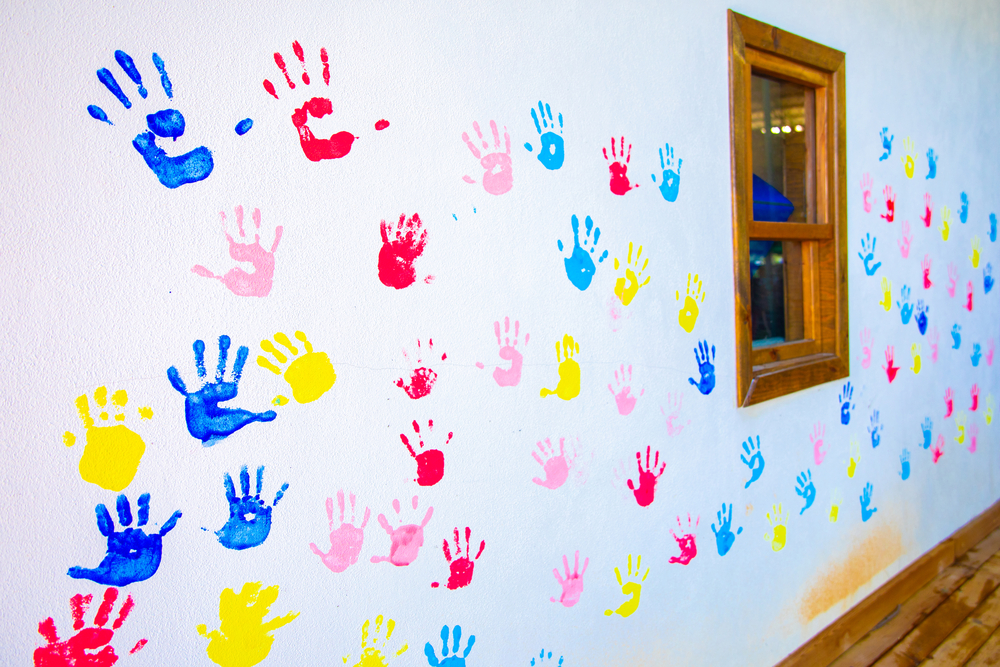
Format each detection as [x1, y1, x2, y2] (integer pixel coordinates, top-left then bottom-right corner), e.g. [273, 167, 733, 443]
[751, 74, 814, 223]
[750, 240, 805, 346]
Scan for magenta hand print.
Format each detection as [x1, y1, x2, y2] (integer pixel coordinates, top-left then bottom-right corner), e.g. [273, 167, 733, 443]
[370, 496, 433, 566]
[378, 213, 430, 290]
[627, 446, 665, 508]
[669, 514, 699, 565]
[395, 339, 446, 399]
[401, 419, 450, 487]
[492, 317, 528, 387]
[461, 120, 513, 195]
[309, 490, 370, 573]
[192, 206, 282, 297]
[603, 137, 637, 195]
[661, 392, 691, 437]
[431, 527, 485, 590]
[531, 438, 573, 490]
[608, 364, 644, 416]
[550, 551, 588, 607]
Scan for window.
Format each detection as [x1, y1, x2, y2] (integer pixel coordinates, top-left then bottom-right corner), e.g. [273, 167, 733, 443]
[728, 11, 848, 406]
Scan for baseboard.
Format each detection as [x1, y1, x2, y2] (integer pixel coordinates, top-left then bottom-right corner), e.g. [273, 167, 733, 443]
[775, 497, 1000, 667]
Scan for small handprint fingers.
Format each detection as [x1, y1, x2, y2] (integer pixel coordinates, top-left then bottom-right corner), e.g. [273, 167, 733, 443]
[223, 472, 237, 503]
[116, 495, 133, 526]
[96, 503, 115, 537]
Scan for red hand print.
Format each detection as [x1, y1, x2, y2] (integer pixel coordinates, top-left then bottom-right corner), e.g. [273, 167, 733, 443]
[920, 193, 933, 227]
[431, 526, 485, 590]
[971, 384, 980, 411]
[603, 137, 638, 195]
[668, 514, 699, 565]
[395, 339, 446, 399]
[378, 213, 429, 290]
[882, 346, 899, 383]
[401, 419, 450, 486]
[626, 445, 666, 507]
[880, 185, 896, 222]
[966, 281, 974, 312]
[932, 434, 945, 463]
[921, 255, 933, 289]
[944, 388, 954, 418]
[34, 588, 146, 667]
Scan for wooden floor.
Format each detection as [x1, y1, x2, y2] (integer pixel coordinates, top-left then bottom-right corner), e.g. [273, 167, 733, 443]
[828, 526, 1000, 666]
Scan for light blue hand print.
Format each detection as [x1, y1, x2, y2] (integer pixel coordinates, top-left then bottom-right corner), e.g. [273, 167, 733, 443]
[879, 127, 893, 161]
[839, 382, 855, 425]
[985, 264, 994, 294]
[215, 465, 288, 551]
[916, 300, 929, 335]
[926, 148, 938, 179]
[960, 192, 969, 224]
[972, 343, 982, 367]
[740, 435, 765, 488]
[951, 324, 962, 350]
[860, 482, 877, 522]
[896, 285, 913, 325]
[990, 213, 997, 242]
[857, 233, 881, 276]
[868, 410, 883, 449]
[795, 470, 816, 515]
[900, 449, 911, 480]
[557, 214, 608, 291]
[651, 143, 682, 202]
[425, 625, 475, 667]
[530, 649, 564, 666]
[687, 340, 716, 396]
[711, 503, 742, 556]
[524, 101, 564, 170]
[920, 418, 933, 450]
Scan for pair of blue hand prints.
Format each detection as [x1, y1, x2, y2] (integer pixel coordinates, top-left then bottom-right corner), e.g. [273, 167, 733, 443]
[557, 215, 608, 290]
[688, 340, 716, 395]
[426, 625, 475, 666]
[215, 465, 289, 551]
[839, 382, 855, 424]
[524, 101, 564, 170]
[795, 470, 816, 515]
[858, 234, 881, 276]
[711, 503, 742, 557]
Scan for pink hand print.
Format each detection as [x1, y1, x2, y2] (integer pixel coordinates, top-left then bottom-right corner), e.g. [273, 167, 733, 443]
[370, 496, 433, 566]
[309, 490, 370, 573]
[810, 422, 827, 465]
[608, 364, 644, 416]
[969, 423, 979, 453]
[920, 193, 933, 228]
[492, 317, 528, 387]
[401, 420, 450, 487]
[898, 220, 912, 258]
[461, 120, 513, 195]
[395, 339, 446, 399]
[531, 438, 572, 490]
[34, 588, 146, 667]
[966, 281, 974, 311]
[431, 527, 485, 590]
[883, 346, 899, 383]
[860, 173, 873, 213]
[661, 392, 691, 437]
[550, 551, 588, 607]
[947, 263, 959, 297]
[944, 388, 954, 418]
[378, 213, 430, 289]
[669, 514, 699, 565]
[603, 136, 638, 195]
[971, 384, 980, 411]
[932, 434, 945, 463]
[627, 446, 665, 508]
[921, 254, 933, 288]
[859, 328, 874, 369]
[929, 327, 940, 363]
[192, 206, 282, 297]
[881, 185, 896, 222]
[988, 339, 995, 366]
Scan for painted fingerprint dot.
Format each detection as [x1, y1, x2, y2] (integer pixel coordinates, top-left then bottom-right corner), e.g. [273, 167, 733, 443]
[272, 395, 289, 406]
[431, 582, 439, 588]
[87, 105, 112, 125]
[475, 362, 484, 369]
[235, 118, 254, 136]
[63, 432, 76, 447]
[375, 119, 390, 131]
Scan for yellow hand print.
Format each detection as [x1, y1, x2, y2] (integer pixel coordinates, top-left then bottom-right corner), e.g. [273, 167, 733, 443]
[847, 438, 861, 478]
[540, 334, 581, 400]
[879, 277, 892, 311]
[676, 273, 706, 333]
[604, 553, 649, 618]
[900, 136, 915, 178]
[62, 387, 152, 491]
[197, 582, 299, 667]
[955, 413, 967, 445]
[613, 241, 651, 306]
[257, 331, 336, 404]
[941, 206, 951, 241]
[829, 489, 842, 523]
[342, 615, 408, 667]
[970, 236, 982, 268]
[764, 503, 788, 552]
[911, 343, 921, 374]
[986, 395, 995, 426]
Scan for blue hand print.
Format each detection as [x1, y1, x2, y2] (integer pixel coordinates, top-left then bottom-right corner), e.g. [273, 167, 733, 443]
[88, 51, 214, 188]
[235, 118, 254, 135]
[839, 382, 855, 425]
[920, 418, 933, 450]
[960, 192, 969, 224]
[985, 264, 994, 294]
[651, 143, 682, 202]
[740, 435, 765, 488]
[972, 343, 982, 367]
[687, 340, 716, 396]
[868, 411, 883, 449]
[860, 482, 877, 522]
[896, 285, 913, 325]
[215, 465, 288, 551]
[900, 449, 911, 480]
[990, 213, 997, 242]
[878, 127, 893, 161]
[951, 324, 962, 350]
[857, 233, 881, 276]
[524, 101, 564, 170]
[530, 649, 563, 666]
[711, 503, 742, 557]
[795, 470, 816, 515]
[67, 493, 181, 586]
[557, 215, 608, 291]
[167, 335, 277, 444]
[425, 625, 475, 667]
[916, 300, 929, 335]
[926, 148, 938, 179]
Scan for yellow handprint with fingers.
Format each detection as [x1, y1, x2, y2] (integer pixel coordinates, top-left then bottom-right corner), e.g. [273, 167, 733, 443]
[970, 236, 981, 268]
[604, 554, 649, 618]
[955, 413, 967, 445]
[257, 331, 336, 405]
[342, 615, 408, 667]
[197, 582, 299, 667]
[613, 241, 651, 306]
[62, 387, 152, 491]
[676, 273, 706, 333]
[900, 136, 915, 178]
[540, 334, 581, 401]
[911, 343, 921, 374]
[941, 206, 951, 241]
[986, 395, 995, 426]
[848, 438, 861, 478]
[880, 277, 893, 311]
[829, 489, 843, 523]
[765, 504, 788, 552]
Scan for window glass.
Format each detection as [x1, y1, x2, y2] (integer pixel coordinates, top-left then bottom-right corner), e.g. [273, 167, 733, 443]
[750, 240, 805, 346]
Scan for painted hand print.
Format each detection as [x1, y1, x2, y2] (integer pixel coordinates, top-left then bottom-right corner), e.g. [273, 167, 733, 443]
[461, 120, 513, 195]
[215, 466, 288, 551]
[342, 615, 408, 667]
[951, 325, 963, 350]
[741, 435, 765, 488]
[969, 423, 980, 453]
[63, 387, 151, 491]
[945, 388, 955, 418]
[883, 346, 899, 383]
[859, 328, 874, 369]
[916, 301, 929, 335]
[424, 625, 474, 667]
[532, 438, 575, 490]
[848, 438, 861, 478]
[379, 214, 430, 289]
[197, 582, 298, 667]
[711, 503, 742, 556]
[861, 173, 873, 212]
[984, 341, 993, 370]
[688, 340, 716, 395]
[985, 265, 995, 294]
[955, 414, 967, 446]
[309, 491, 370, 573]
[948, 262, 959, 297]
[401, 420, 450, 487]
[926, 148, 938, 178]
[810, 422, 827, 465]
[972, 342, 982, 367]
[898, 221, 912, 259]
[613, 242, 651, 306]
[88, 50, 213, 188]
[933, 435, 945, 463]
[911, 343, 922, 374]
[676, 273, 706, 332]
[651, 143, 682, 201]
[608, 364, 644, 416]
[627, 446, 665, 507]
[878, 127, 893, 161]
[431, 527, 485, 590]
[34, 588, 146, 667]
[491, 317, 528, 387]
[604, 554, 648, 617]
[991, 213, 998, 242]
[524, 101, 564, 170]
[68, 493, 181, 586]
[920, 418, 933, 449]
[551, 551, 588, 607]
[900, 136, 916, 178]
[921, 193, 934, 228]
[881, 185, 896, 222]
[879, 277, 892, 311]
[540, 334, 581, 400]
[829, 489, 843, 522]
[988, 396, 996, 425]
[860, 483, 877, 522]
[869, 410, 883, 448]
[839, 382, 855, 424]
[764, 504, 788, 551]
[970, 236, 982, 268]
[795, 471, 816, 515]
[919, 254, 933, 289]
[941, 205, 952, 241]
[557, 214, 608, 291]
[662, 392, 691, 437]
[669, 514, 699, 565]
[371, 496, 433, 566]
[896, 285, 913, 324]
[960, 192, 970, 223]
[966, 281, 975, 312]
[193, 206, 282, 297]
[395, 339, 446, 399]
[603, 136, 637, 195]
[900, 449, 911, 480]
[257, 331, 335, 405]
[168, 335, 276, 444]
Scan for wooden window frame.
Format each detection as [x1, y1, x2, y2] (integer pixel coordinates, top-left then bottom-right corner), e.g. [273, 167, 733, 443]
[728, 10, 849, 407]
